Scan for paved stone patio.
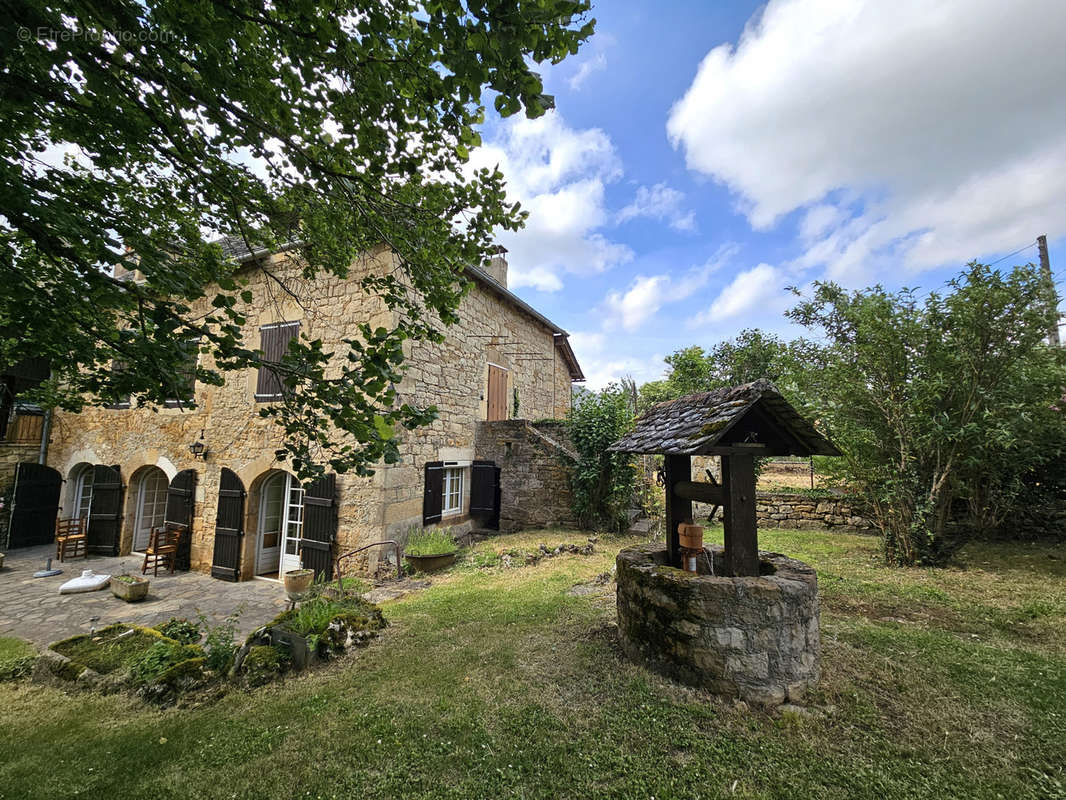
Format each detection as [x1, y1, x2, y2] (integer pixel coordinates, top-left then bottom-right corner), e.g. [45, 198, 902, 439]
[0, 545, 289, 647]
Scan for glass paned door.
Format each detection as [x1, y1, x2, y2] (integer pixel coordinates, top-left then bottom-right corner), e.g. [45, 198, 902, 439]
[256, 473, 285, 575]
[133, 468, 169, 551]
[279, 482, 304, 575]
[75, 466, 94, 521]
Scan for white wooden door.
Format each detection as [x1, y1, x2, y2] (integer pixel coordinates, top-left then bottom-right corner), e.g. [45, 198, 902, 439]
[279, 479, 304, 575]
[256, 473, 285, 575]
[133, 469, 169, 551]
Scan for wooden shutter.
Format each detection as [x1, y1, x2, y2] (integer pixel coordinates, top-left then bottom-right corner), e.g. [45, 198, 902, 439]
[7, 462, 61, 548]
[165, 469, 197, 570]
[422, 462, 444, 525]
[487, 365, 508, 421]
[301, 472, 336, 580]
[211, 468, 245, 581]
[255, 322, 300, 401]
[470, 460, 500, 530]
[87, 464, 123, 555]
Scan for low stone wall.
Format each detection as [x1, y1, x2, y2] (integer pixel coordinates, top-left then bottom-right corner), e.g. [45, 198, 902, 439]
[616, 542, 820, 706]
[474, 420, 578, 533]
[694, 491, 874, 533]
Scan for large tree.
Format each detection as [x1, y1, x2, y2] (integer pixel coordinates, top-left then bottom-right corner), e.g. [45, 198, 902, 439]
[0, 0, 593, 477]
[788, 263, 1066, 566]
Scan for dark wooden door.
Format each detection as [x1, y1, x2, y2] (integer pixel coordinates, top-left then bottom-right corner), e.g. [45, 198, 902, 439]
[301, 472, 337, 580]
[211, 468, 245, 581]
[7, 462, 61, 548]
[87, 465, 123, 555]
[487, 365, 508, 421]
[470, 460, 500, 530]
[165, 469, 197, 570]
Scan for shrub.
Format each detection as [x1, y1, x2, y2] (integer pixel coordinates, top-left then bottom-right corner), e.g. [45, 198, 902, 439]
[567, 384, 636, 532]
[128, 641, 192, 685]
[154, 618, 202, 645]
[405, 526, 457, 556]
[197, 608, 243, 673]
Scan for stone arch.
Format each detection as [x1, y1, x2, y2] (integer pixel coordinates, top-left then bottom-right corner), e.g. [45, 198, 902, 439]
[60, 449, 101, 481]
[242, 467, 297, 580]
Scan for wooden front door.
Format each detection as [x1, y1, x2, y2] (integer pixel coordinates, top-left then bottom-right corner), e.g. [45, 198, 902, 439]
[487, 364, 508, 421]
[211, 468, 245, 581]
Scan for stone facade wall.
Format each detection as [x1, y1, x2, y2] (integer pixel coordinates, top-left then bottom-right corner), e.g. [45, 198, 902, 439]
[44, 246, 576, 576]
[378, 278, 574, 547]
[474, 420, 578, 533]
[616, 542, 820, 706]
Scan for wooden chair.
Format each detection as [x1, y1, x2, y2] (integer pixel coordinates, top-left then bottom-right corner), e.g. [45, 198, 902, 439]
[55, 517, 88, 562]
[141, 525, 182, 576]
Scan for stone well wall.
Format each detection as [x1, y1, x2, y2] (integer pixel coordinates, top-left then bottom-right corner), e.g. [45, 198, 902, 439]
[616, 542, 820, 706]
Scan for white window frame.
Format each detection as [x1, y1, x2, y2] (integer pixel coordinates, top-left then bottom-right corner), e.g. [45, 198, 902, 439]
[442, 466, 464, 516]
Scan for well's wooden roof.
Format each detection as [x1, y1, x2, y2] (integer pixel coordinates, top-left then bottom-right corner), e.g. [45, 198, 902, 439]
[608, 379, 840, 457]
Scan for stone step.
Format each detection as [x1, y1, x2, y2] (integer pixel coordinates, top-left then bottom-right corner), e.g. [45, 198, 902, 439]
[627, 517, 654, 535]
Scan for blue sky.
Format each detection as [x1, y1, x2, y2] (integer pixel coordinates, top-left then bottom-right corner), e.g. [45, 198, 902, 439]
[469, 0, 1066, 388]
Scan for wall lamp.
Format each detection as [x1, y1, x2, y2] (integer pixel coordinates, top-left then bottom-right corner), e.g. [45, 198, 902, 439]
[189, 429, 208, 460]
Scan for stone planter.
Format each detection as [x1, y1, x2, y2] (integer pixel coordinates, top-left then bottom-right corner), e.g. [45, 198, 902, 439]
[404, 552, 456, 573]
[283, 568, 314, 600]
[110, 575, 149, 602]
[616, 543, 820, 707]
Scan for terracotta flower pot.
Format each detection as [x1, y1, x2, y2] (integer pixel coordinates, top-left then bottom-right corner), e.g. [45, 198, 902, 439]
[110, 575, 149, 602]
[678, 523, 704, 550]
[283, 568, 315, 599]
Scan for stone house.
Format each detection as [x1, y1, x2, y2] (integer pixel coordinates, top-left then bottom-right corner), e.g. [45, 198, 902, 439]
[6, 242, 584, 580]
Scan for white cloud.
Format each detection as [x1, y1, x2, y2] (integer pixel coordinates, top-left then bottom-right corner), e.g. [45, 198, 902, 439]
[667, 0, 1066, 282]
[690, 263, 789, 325]
[568, 330, 667, 390]
[467, 112, 633, 291]
[569, 51, 607, 91]
[601, 248, 733, 332]
[617, 183, 696, 232]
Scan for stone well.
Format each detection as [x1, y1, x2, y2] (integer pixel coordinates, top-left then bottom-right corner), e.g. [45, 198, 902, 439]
[616, 542, 820, 706]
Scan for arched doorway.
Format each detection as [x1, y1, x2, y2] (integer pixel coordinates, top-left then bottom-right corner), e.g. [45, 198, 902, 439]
[67, 462, 94, 522]
[251, 470, 303, 578]
[130, 466, 169, 552]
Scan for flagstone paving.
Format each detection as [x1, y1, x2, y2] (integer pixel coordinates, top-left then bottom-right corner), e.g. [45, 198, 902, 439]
[0, 545, 288, 647]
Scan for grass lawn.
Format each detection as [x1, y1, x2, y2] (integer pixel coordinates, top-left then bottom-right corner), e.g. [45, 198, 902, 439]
[1, 528, 1063, 799]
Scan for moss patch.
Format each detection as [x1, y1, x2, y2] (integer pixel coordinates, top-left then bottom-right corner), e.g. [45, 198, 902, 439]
[51, 625, 198, 677]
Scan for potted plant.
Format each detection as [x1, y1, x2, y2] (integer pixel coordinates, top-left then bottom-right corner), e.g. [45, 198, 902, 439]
[111, 573, 149, 602]
[404, 527, 458, 573]
[283, 568, 315, 601]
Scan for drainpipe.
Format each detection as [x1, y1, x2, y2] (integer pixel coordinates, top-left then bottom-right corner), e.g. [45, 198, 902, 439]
[37, 408, 52, 465]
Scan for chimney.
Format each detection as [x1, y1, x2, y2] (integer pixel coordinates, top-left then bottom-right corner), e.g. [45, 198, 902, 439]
[485, 246, 508, 288]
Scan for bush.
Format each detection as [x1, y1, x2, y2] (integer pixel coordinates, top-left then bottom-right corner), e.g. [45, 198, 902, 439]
[197, 608, 242, 674]
[567, 384, 636, 532]
[154, 618, 202, 645]
[128, 641, 194, 685]
[405, 526, 457, 556]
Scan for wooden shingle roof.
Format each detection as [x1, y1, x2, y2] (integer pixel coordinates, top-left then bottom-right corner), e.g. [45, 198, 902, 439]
[608, 379, 840, 457]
